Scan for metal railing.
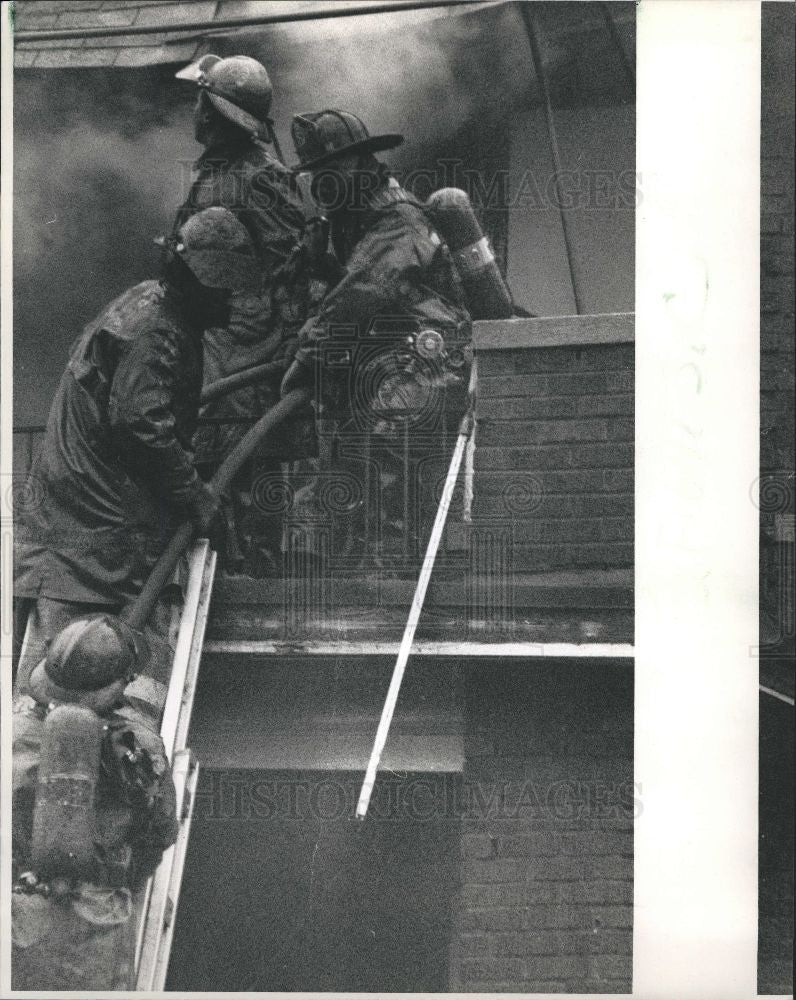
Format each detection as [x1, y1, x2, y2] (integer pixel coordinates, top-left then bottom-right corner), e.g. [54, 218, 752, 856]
[10, 420, 450, 574]
[12, 419, 263, 480]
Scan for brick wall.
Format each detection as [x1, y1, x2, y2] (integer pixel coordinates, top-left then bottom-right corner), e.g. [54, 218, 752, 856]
[472, 338, 634, 574]
[759, 2, 795, 652]
[450, 659, 634, 993]
[759, 5, 795, 996]
[761, 1, 795, 461]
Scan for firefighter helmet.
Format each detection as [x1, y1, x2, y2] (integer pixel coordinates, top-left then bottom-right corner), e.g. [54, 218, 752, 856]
[28, 614, 140, 712]
[176, 53, 274, 140]
[175, 206, 260, 292]
[291, 109, 403, 172]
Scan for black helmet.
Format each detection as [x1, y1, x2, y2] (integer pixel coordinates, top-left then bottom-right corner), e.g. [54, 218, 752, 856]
[176, 54, 273, 140]
[291, 110, 403, 172]
[28, 614, 140, 713]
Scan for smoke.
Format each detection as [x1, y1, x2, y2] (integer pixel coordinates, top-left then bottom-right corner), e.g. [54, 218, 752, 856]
[13, 3, 533, 423]
[13, 67, 193, 423]
[14, 70, 191, 284]
[264, 3, 532, 156]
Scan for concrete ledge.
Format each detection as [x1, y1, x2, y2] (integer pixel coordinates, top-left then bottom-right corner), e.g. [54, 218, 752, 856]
[203, 640, 634, 658]
[473, 314, 635, 350]
[212, 569, 634, 608]
[206, 601, 633, 646]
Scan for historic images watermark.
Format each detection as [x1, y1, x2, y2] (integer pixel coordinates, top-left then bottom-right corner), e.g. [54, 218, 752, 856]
[192, 770, 642, 825]
[174, 158, 642, 215]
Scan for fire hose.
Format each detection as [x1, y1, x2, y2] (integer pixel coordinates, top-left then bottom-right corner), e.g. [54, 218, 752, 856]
[120, 387, 310, 631]
[130, 356, 475, 818]
[128, 182, 509, 632]
[22, 385, 311, 891]
[199, 359, 288, 405]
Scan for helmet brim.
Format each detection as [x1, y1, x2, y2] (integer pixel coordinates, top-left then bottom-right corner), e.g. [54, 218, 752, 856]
[292, 133, 404, 173]
[207, 91, 271, 142]
[176, 54, 271, 142]
[175, 53, 221, 82]
[28, 659, 128, 714]
[179, 247, 261, 293]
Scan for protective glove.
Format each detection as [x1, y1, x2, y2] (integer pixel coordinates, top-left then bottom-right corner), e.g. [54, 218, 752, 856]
[280, 358, 313, 398]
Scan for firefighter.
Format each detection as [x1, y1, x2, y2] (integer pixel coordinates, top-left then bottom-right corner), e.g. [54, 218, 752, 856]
[13, 207, 257, 721]
[281, 110, 472, 569]
[12, 616, 178, 990]
[174, 53, 323, 575]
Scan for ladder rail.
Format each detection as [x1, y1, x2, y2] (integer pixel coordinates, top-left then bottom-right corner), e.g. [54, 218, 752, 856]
[135, 750, 199, 991]
[160, 539, 213, 761]
[148, 757, 201, 990]
[134, 539, 216, 987]
[175, 550, 217, 752]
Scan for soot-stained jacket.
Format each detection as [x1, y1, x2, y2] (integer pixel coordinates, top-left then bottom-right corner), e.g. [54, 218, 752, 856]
[172, 132, 304, 271]
[294, 176, 472, 422]
[14, 281, 205, 606]
[174, 133, 320, 462]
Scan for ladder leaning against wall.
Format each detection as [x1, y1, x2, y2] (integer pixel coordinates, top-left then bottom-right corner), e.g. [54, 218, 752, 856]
[133, 538, 217, 991]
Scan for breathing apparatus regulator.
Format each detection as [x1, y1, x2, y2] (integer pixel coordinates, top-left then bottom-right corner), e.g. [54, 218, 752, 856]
[403, 327, 469, 372]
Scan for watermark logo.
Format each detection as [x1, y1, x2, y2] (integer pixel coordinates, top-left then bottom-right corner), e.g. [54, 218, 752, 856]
[175, 157, 643, 215]
[192, 771, 642, 824]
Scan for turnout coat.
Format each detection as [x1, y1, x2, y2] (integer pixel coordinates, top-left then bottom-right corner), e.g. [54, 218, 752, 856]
[15, 281, 205, 606]
[294, 176, 473, 420]
[290, 175, 473, 557]
[174, 133, 318, 463]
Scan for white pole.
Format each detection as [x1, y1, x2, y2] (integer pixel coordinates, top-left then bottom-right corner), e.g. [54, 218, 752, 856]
[356, 416, 472, 820]
[463, 358, 477, 524]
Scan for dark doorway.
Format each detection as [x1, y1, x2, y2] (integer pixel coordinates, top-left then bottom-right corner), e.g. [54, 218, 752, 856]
[167, 769, 462, 992]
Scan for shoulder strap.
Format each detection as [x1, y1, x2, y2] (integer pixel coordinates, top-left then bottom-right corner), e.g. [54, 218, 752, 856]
[368, 177, 425, 214]
[366, 179, 448, 245]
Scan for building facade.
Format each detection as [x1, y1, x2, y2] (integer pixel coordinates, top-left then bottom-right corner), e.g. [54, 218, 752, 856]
[12, 1, 639, 991]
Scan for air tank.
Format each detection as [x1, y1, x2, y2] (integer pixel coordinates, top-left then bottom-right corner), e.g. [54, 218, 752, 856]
[426, 187, 514, 320]
[31, 704, 104, 882]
